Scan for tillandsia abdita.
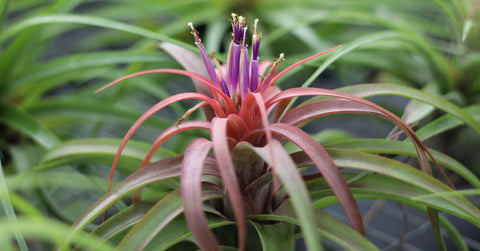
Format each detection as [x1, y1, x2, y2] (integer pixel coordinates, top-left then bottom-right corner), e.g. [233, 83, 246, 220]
[94, 14, 454, 251]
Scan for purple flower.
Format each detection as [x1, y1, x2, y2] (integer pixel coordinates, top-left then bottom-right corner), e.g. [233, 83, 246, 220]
[188, 14, 285, 105]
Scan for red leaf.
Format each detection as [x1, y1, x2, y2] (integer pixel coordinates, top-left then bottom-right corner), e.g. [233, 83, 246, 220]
[181, 138, 221, 251]
[211, 117, 247, 251]
[139, 121, 211, 169]
[282, 100, 385, 126]
[95, 68, 237, 114]
[269, 123, 365, 235]
[106, 93, 224, 196]
[267, 87, 455, 186]
[133, 121, 211, 203]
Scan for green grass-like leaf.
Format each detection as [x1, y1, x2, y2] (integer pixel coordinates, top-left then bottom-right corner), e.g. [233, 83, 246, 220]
[0, 104, 61, 149]
[252, 140, 323, 251]
[251, 221, 294, 251]
[324, 150, 480, 226]
[324, 138, 480, 189]
[252, 201, 379, 251]
[0, 14, 195, 50]
[117, 187, 224, 250]
[308, 173, 469, 251]
[0, 160, 28, 251]
[335, 83, 480, 135]
[37, 138, 176, 173]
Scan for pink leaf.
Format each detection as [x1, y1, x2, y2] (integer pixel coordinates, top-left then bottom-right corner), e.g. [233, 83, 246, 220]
[133, 121, 211, 203]
[269, 123, 365, 235]
[211, 117, 247, 251]
[95, 68, 237, 114]
[181, 138, 221, 251]
[281, 100, 386, 126]
[268, 87, 453, 187]
[106, 93, 224, 196]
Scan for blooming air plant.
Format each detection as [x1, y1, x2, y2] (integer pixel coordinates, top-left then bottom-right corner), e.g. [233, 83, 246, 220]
[59, 14, 480, 251]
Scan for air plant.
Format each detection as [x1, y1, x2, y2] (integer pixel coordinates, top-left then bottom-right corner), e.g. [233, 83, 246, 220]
[60, 14, 480, 251]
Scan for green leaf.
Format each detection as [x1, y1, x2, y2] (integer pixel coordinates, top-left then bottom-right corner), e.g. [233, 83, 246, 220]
[11, 51, 170, 98]
[0, 14, 195, 50]
[251, 140, 322, 251]
[0, 160, 28, 251]
[74, 202, 153, 250]
[117, 186, 224, 250]
[26, 99, 171, 131]
[414, 103, 480, 141]
[15, 51, 168, 85]
[144, 210, 233, 250]
[37, 138, 176, 172]
[308, 173, 469, 251]
[0, 217, 116, 251]
[0, 104, 61, 149]
[0, 0, 7, 30]
[56, 155, 184, 250]
[251, 201, 379, 251]
[251, 221, 294, 251]
[322, 150, 480, 226]
[58, 154, 218, 250]
[324, 139, 480, 189]
[335, 83, 480, 135]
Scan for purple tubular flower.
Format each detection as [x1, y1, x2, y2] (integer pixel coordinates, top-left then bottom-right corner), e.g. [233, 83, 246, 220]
[228, 42, 241, 95]
[220, 77, 230, 97]
[228, 14, 248, 97]
[250, 32, 261, 92]
[250, 58, 259, 92]
[232, 14, 246, 44]
[239, 46, 249, 99]
[189, 22, 220, 89]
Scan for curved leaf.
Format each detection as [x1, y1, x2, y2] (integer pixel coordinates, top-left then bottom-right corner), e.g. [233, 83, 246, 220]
[75, 202, 153, 250]
[116, 186, 224, 250]
[293, 149, 480, 226]
[0, 160, 28, 251]
[25, 98, 172, 130]
[0, 104, 60, 149]
[180, 138, 220, 251]
[251, 201, 379, 251]
[144, 211, 233, 250]
[324, 139, 480, 189]
[57, 155, 219, 250]
[334, 83, 480, 135]
[307, 173, 468, 251]
[251, 140, 323, 251]
[210, 117, 247, 251]
[0, 14, 195, 50]
[268, 123, 364, 235]
[104, 92, 224, 195]
[37, 138, 175, 172]
[414, 103, 480, 141]
[13, 51, 169, 87]
[251, 221, 293, 251]
[0, 218, 115, 251]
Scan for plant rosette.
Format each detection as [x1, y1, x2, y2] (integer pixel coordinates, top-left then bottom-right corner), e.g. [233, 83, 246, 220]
[63, 14, 480, 251]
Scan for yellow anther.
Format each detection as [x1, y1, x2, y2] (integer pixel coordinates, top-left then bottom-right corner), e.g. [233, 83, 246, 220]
[187, 22, 200, 42]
